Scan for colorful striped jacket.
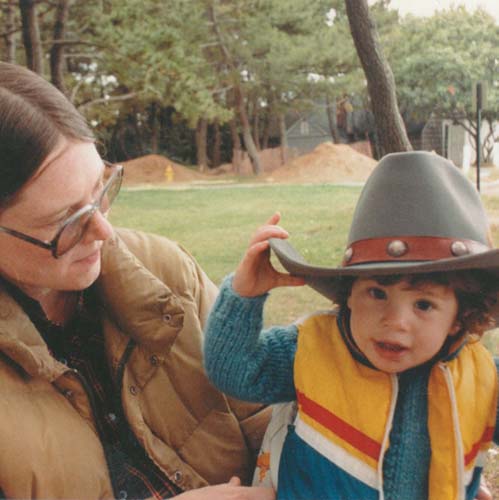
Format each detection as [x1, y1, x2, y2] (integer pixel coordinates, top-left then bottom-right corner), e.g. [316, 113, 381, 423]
[258, 313, 498, 500]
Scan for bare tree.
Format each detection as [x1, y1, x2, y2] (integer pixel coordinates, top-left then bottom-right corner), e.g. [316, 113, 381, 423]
[211, 120, 222, 167]
[229, 118, 243, 174]
[196, 117, 209, 172]
[149, 102, 159, 154]
[325, 94, 340, 143]
[345, 0, 412, 156]
[207, 1, 262, 174]
[19, 0, 44, 74]
[278, 113, 287, 165]
[2, 0, 17, 63]
[50, 0, 70, 94]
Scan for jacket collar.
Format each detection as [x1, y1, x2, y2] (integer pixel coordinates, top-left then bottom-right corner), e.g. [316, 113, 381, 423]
[0, 283, 66, 380]
[94, 231, 185, 353]
[0, 230, 185, 377]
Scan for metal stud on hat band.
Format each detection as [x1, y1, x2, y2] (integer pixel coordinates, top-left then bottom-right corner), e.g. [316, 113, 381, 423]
[387, 240, 408, 258]
[450, 241, 469, 257]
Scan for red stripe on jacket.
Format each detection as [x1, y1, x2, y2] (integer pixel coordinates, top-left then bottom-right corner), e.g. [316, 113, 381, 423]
[297, 389, 381, 461]
[464, 427, 495, 466]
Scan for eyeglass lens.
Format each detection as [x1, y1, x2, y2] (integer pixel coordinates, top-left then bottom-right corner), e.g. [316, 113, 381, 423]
[55, 169, 121, 256]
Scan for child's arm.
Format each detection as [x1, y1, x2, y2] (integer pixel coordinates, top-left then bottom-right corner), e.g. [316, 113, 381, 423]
[204, 274, 299, 403]
[204, 213, 305, 404]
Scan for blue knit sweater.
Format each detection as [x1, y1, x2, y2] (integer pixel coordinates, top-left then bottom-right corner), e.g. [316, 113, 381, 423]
[204, 276, 499, 499]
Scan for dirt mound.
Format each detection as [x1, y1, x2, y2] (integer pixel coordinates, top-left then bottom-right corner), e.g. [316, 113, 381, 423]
[267, 142, 377, 183]
[121, 154, 209, 186]
[120, 142, 376, 186]
[210, 147, 300, 176]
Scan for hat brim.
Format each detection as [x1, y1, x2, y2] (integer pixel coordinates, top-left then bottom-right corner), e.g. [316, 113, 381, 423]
[269, 237, 499, 301]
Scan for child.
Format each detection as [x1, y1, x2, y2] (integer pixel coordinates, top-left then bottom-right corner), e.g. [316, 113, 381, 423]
[204, 151, 499, 500]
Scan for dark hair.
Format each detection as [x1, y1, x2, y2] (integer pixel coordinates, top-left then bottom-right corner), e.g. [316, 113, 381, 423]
[0, 62, 94, 207]
[335, 270, 499, 337]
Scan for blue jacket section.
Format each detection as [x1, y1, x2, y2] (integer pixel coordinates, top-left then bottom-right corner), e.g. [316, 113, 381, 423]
[277, 427, 378, 500]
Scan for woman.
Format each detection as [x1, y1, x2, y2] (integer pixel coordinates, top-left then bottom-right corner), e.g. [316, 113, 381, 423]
[0, 62, 273, 499]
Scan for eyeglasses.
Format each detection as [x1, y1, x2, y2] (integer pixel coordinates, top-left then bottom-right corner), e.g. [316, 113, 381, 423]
[0, 162, 123, 258]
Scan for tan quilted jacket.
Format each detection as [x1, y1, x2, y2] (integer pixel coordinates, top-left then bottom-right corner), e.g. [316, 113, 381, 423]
[0, 228, 270, 498]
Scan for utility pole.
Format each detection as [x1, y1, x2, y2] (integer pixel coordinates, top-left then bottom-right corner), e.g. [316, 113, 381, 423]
[476, 82, 482, 192]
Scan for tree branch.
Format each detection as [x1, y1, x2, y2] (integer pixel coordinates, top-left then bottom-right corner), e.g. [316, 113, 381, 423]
[43, 38, 106, 48]
[77, 92, 137, 111]
[0, 26, 22, 38]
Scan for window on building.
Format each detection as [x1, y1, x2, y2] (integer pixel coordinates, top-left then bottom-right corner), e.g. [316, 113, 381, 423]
[300, 120, 310, 135]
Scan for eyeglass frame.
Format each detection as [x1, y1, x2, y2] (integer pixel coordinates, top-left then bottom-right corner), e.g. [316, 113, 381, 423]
[0, 162, 123, 259]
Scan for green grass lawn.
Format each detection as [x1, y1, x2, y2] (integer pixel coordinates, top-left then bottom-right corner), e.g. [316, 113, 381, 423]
[110, 183, 499, 353]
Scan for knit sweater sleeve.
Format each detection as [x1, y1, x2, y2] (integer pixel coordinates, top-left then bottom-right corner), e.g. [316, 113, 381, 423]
[204, 275, 297, 404]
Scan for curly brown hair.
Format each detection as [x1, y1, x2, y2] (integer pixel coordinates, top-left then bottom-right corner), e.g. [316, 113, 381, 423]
[334, 270, 499, 338]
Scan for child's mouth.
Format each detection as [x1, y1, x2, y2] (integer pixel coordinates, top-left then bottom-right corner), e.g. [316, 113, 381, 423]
[376, 341, 407, 353]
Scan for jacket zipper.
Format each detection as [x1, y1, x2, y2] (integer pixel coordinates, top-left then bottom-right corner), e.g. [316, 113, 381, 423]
[68, 367, 107, 440]
[377, 374, 398, 500]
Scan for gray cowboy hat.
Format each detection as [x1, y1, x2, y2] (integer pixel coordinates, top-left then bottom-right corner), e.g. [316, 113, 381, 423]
[269, 151, 499, 301]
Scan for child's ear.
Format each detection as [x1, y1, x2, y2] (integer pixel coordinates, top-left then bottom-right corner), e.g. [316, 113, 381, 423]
[449, 320, 461, 337]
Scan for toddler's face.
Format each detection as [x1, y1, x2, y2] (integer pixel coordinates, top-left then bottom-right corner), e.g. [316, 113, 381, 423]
[347, 278, 459, 373]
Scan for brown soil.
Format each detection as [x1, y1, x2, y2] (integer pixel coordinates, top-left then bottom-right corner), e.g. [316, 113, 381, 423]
[120, 142, 376, 186]
[266, 142, 377, 184]
[209, 147, 301, 176]
[121, 154, 211, 186]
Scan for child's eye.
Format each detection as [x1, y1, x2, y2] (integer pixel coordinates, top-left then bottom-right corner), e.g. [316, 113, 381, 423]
[368, 287, 386, 300]
[415, 300, 433, 312]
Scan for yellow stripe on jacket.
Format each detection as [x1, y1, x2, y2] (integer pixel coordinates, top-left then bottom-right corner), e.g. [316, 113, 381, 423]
[293, 313, 497, 499]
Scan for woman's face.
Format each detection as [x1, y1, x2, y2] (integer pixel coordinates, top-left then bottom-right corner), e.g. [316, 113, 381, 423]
[0, 139, 114, 296]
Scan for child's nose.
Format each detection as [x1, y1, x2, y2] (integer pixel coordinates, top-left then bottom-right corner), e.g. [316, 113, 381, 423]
[382, 303, 410, 331]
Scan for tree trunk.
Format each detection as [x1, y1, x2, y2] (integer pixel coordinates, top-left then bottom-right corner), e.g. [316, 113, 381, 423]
[130, 110, 144, 157]
[19, 0, 44, 74]
[50, 0, 70, 95]
[212, 120, 222, 167]
[252, 96, 261, 150]
[149, 102, 159, 154]
[279, 113, 288, 165]
[207, 2, 261, 175]
[345, 0, 412, 157]
[118, 123, 129, 159]
[262, 112, 271, 150]
[235, 85, 261, 174]
[4, 0, 17, 63]
[196, 118, 208, 172]
[325, 93, 340, 143]
[483, 120, 495, 164]
[229, 118, 243, 174]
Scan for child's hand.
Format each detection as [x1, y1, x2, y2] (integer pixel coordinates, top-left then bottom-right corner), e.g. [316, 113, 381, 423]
[232, 212, 306, 297]
[474, 477, 492, 499]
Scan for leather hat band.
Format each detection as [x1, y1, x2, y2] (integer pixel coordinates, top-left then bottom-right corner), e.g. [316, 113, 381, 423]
[342, 236, 490, 267]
